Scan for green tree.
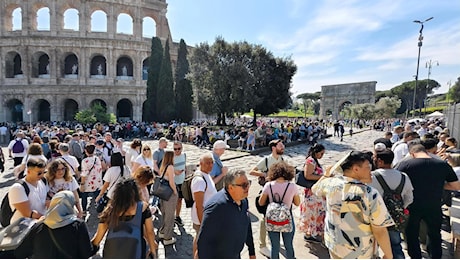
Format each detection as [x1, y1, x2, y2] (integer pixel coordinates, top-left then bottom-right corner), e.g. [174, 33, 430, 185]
[146, 37, 163, 122]
[390, 79, 440, 114]
[447, 77, 460, 104]
[374, 96, 402, 118]
[75, 109, 97, 124]
[297, 92, 321, 116]
[174, 39, 193, 122]
[74, 103, 116, 124]
[156, 39, 175, 122]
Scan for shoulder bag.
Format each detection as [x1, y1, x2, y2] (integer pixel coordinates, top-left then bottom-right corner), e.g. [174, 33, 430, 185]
[151, 166, 174, 201]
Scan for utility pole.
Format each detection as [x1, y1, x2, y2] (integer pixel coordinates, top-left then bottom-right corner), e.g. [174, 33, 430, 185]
[424, 60, 439, 114]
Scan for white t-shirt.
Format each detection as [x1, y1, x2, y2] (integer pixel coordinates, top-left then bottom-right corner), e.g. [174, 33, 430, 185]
[48, 177, 79, 197]
[191, 170, 217, 225]
[133, 154, 154, 169]
[9, 180, 48, 224]
[125, 148, 140, 171]
[392, 142, 408, 167]
[60, 154, 80, 176]
[103, 166, 129, 199]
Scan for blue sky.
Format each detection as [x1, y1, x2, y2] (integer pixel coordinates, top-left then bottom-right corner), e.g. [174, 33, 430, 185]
[167, 0, 460, 96]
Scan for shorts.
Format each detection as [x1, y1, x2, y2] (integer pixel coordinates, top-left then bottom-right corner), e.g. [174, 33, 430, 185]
[176, 184, 184, 199]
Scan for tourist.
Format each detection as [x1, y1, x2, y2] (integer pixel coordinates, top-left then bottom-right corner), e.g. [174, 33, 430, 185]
[210, 140, 229, 191]
[79, 144, 103, 216]
[173, 141, 186, 226]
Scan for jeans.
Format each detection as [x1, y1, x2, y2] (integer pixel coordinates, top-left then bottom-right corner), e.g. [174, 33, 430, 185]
[388, 229, 405, 259]
[80, 190, 100, 211]
[268, 219, 295, 259]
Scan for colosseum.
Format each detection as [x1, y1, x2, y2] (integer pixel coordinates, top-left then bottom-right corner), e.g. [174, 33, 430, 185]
[0, 0, 178, 123]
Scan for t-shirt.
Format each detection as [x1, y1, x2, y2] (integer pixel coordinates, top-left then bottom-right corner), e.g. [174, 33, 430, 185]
[153, 148, 165, 169]
[261, 181, 298, 209]
[210, 152, 224, 178]
[103, 166, 128, 199]
[60, 154, 80, 176]
[80, 156, 103, 193]
[9, 180, 48, 223]
[255, 154, 284, 173]
[191, 170, 217, 225]
[396, 158, 458, 204]
[48, 177, 79, 197]
[370, 168, 414, 208]
[174, 153, 186, 184]
[133, 154, 154, 169]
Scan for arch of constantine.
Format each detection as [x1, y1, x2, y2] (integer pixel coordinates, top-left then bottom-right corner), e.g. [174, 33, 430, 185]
[0, 0, 178, 122]
[319, 81, 376, 120]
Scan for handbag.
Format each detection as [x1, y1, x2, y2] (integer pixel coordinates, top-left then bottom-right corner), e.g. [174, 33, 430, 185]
[295, 168, 317, 189]
[96, 194, 110, 213]
[255, 190, 268, 215]
[150, 166, 174, 201]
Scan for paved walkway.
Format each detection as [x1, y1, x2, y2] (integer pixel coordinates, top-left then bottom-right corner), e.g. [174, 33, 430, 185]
[0, 127, 453, 258]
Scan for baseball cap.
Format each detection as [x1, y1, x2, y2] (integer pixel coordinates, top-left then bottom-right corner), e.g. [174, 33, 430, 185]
[374, 143, 387, 152]
[213, 140, 229, 149]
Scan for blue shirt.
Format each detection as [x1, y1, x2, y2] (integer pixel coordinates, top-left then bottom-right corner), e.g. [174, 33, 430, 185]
[197, 189, 255, 258]
[210, 152, 223, 178]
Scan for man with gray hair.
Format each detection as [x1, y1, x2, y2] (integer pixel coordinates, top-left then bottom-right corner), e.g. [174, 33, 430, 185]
[197, 169, 255, 259]
[58, 143, 80, 179]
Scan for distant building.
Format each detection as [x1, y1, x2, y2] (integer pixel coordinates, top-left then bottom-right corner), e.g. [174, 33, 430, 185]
[319, 81, 376, 120]
[0, 0, 179, 122]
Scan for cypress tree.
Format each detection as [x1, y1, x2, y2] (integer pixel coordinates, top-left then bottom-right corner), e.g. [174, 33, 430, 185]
[175, 39, 193, 122]
[146, 37, 163, 122]
[156, 39, 175, 122]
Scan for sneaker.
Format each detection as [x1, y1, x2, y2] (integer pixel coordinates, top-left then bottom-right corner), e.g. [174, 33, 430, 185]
[259, 247, 271, 258]
[175, 216, 184, 226]
[163, 237, 176, 246]
[158, 232, 165, 239]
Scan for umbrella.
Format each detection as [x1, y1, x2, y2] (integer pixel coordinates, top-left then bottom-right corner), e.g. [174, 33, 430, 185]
[426, 111, 444, 118]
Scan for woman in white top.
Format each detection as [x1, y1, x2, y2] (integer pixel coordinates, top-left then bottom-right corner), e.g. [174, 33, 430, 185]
[132, 144, 154, 173]
[45, 158, 83, 218]
[96, 152, 128, 202]
[15, 143, 48, 179]
[125, 138, 142, 171]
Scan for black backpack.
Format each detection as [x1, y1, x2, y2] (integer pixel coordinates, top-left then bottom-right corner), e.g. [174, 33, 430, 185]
[181, 173, 207, 208]
[0, 180, 29, 227]
[374, 172, 409, 232]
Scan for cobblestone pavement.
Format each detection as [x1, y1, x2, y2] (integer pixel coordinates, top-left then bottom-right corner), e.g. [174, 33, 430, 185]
[0, 127, 453, 258]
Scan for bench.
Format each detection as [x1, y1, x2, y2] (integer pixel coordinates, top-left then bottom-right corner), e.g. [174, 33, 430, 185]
[451, 197, 460, 258]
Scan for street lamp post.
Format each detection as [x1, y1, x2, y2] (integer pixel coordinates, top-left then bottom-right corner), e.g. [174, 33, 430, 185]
[424, 59, 439, 114]
[412, 17, 433, 117]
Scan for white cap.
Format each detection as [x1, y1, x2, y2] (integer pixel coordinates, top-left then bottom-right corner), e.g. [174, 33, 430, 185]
[374, 143, 387, 152]
[213, 140, 230, 149]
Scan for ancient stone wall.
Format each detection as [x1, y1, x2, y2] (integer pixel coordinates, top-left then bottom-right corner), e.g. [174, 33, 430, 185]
[0, 0, 177, 122]
[319, 81, 376, 120]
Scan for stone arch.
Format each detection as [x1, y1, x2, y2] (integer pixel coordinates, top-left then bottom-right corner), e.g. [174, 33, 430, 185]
[63, 53, 79, 78]
[63, 8, 79, 31]
[90, 10, 107, 32]
[319, 81, 376, 120]
[6, 99, 23, 122]
[117, 98, 133, 121]
[36, 7, 51, 31]
[142, 58, 149, 80]
[33, 99, 51, 122]
[116, 56, 133, 79]
[142, 16, 156, 38]
[90, 55, 106, 78]
[116, 13, 133, 35]
[31, 51, 50, 78]
[90, 99, 107, 112]
[339, 101, 352, 112]
[4, 4, 22, 31]
[63, 99, 79, 121]
[5, 51, 23, 78]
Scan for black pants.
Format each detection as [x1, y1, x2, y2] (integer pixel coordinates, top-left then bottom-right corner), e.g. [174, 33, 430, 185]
[13, 156, 23, 167]
[405, 202, 442, 258]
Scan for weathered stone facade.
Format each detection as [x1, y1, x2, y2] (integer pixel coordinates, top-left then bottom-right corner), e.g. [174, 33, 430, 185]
[319, 81, 376, 119]
[0, 0, 177, 122]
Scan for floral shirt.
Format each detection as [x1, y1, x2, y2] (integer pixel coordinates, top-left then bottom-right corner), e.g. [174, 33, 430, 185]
[48, 177, 79, 197]
[312, 175, 394, 259]
[80, 155, 103, 192]
[306, 157, 324, 176]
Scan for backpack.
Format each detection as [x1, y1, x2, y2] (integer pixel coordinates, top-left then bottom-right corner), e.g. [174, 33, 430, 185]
[265, 183, 293, 233]
[103, 201, 143, 258]
[0, 180, 29, 227]
[182, 172, 207, 208]
[12, 140, 25, 154]
[374, 172, 409, 232]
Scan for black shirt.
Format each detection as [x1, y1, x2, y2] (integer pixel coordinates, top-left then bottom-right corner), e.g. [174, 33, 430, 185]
[396, 158, 458, 204]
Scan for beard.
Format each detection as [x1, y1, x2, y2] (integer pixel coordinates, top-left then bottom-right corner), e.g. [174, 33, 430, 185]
[276, 148, 284, 155]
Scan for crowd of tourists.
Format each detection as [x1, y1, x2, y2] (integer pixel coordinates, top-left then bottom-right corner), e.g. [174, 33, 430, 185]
[0, 114, 459, 258]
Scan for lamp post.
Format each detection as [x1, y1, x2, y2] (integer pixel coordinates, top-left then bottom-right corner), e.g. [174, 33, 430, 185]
[424, 59, 439, 114]
[412, 17, 433, 117]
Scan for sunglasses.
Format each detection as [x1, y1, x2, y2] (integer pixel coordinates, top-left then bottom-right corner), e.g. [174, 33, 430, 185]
[232, 180, 252, 189]
[143, 148, 150, 151]
[174, 148, 182, 151]
[56, 167, 66, 171]
[37, 170, 46, 176]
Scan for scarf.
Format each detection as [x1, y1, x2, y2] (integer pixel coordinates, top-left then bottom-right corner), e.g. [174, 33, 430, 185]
[44, 190, 78, 229]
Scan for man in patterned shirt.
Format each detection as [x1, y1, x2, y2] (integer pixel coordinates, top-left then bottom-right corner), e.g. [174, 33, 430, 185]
[312, 151, 394, 259]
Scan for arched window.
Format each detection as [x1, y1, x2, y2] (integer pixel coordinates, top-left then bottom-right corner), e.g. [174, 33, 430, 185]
[142, 17, 156, 38]
[37, 7, 50, 31]
[63, 8, 79, 31]
[91, 10, 107, 32]
[12, 7, 22, 31]
[116, 13, 133, 35]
